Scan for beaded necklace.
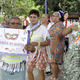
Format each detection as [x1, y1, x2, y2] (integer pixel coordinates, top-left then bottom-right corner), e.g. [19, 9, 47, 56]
[27, 20, 40, 54]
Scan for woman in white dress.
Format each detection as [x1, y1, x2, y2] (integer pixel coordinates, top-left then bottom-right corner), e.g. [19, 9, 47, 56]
[25, 9, 52, 80]
[41, 14, 53, 75]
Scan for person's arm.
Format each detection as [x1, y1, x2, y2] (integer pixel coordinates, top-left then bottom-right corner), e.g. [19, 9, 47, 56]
[62, 25, 79, 36]
[24, 37, 50, 53]
[52, 25, 79, 48]
[50, 25, 79, 54]
[55, 25, 79, 44]
[31, 37, 50, 47]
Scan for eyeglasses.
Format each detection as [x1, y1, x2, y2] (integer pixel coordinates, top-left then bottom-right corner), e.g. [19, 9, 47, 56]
[29, 16, 38, 19]
[10, 22, 21, 25]
[52, 15, 58, 17]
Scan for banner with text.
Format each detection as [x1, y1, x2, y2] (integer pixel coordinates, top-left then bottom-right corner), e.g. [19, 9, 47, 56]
[0, 28, 30, 56]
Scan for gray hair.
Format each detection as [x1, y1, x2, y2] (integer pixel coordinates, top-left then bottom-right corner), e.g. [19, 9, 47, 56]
[54, 12, 61, 18]
[8, 16, 21, 24]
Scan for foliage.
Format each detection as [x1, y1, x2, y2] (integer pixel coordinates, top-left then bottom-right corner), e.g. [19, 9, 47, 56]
[0, 16, 4, 22]
[0, 0, 80, 17]
[0, 0, 40, 17]
[32, 0, 80, 15]
[76, 0, 80, 16]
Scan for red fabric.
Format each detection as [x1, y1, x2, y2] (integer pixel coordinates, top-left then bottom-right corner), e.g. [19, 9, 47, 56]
[65, 20, 67, 28]
[23, 20, 28, 26]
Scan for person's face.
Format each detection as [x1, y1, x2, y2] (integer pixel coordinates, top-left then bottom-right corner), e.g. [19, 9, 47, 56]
[29, 14, 39, 25]
[64, 13, 69, 20]
[5, 17, 7, 20]
[51, 13, 59, 23]
[41, 14, 48, 24]
[24, 16, 27, 20]
[9, 18, 21, 29]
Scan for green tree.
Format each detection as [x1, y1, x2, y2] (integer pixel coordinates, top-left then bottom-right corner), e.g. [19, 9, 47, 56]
[76, 0, 80, 16]
[0, 0, 40, 17]
[32, 0, 80, 15]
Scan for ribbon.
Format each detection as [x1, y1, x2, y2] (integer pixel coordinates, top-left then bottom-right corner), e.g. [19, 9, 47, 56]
[26, 20, 40, 55]
[65, 20, 67, 28]
[29, 20, 40, 32]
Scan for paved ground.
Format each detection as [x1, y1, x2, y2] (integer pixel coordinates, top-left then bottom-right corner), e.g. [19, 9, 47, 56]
[0, 55, 64, 80]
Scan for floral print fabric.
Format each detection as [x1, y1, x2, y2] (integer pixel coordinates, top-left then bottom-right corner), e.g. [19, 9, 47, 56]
[49, 22, 65, 64]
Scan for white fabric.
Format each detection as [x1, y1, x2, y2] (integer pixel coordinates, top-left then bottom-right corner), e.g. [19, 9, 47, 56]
[73, 22, 79, 26]
[47, 22, 53, 30]
[23, 20, 27, 26]
[69, 30, 80, 49]
[26, 25, 51, 62]
[0, 43, 26, 69]
[42, 23, 53, 61]
[63, 20, 71, 28]
[26, 25, 50, 41]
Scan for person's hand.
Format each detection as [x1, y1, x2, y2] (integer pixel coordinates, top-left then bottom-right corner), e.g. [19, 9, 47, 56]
[24, 44, 35, 53]
[70, 25, 79, 31]
[31, 42, 38, 46]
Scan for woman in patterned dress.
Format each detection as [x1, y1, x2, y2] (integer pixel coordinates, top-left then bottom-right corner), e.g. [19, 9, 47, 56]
[48, 11, 78, 80]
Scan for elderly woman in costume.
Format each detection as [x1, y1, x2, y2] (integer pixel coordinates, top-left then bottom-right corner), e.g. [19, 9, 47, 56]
[0, 16, 26, 80]
[48, 10, 78, 80]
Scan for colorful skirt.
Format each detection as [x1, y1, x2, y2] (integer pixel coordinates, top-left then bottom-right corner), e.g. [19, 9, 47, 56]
[27, 47, 52, 70]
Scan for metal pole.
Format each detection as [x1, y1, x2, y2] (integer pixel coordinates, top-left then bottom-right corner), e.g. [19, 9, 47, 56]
[45, 0, 48, 14]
